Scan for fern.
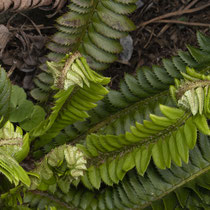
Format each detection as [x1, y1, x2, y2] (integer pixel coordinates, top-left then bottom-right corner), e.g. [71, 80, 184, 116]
[29, 144, 87, 194]
[31, 0, 137, 101]
[0, 66, 12, 127]
[47, 0, 137, 69]
[76, 101, 209, 189]
[170, 66, 210, 117]
[22, 133, 210, 209]
[1, 18, 210, 209]
[35, 31, 210, 157]
[30, 52, 110, 149]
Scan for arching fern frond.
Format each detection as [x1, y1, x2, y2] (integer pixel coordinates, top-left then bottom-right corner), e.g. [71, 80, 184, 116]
[31, 53, 110, 149]
[77, 102, 210, 189]
[23, 133, 210, 210]
[31, 0, 138, 101]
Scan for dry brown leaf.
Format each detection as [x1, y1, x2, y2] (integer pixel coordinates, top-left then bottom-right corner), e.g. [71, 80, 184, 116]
[0, 25, 10, 57]
[0, 0, 66, 14]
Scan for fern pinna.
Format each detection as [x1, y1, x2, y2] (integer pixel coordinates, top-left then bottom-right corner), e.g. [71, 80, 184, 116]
[0, 31, 210, 209]
[31, 0, 137, 102]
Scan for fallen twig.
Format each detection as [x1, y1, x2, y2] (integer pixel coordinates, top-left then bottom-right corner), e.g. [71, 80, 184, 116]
[138, 2, 210, 28]
[157, 0, 199, 37]
[156, 19, 210, 27]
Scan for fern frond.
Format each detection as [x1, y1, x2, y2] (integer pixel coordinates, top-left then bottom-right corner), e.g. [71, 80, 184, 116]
[0, 147, 30, 187]
[75, 101, 210, 189]
[0, 121, 30, 187]
[170, 67, 210, 117]
[32, 0, 138, 101]
[30, 53, 110, 149]
[0, 121, 30, 162]
[0, 66, 12, 127]
[29, 145, 86, 194]
[35, 32, 210, 158]
[23, 133, 210, 209]
[48, 0, 137, 69]
[23, 191, 69, 210]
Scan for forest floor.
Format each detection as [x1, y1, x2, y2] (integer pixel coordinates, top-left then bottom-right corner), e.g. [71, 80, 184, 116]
[0, 0, 210, 92]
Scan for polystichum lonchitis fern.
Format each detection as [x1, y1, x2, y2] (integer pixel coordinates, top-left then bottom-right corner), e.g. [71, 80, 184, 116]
[46, 0, 137, 69]
[35, 31, 210, 156]
[22, 133, 210, 210]
[31, 0, 138, 102]
[1, 30, 210, 210]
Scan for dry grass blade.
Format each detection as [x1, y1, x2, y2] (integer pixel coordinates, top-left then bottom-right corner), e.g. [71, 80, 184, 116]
[0, 0, 66, 14]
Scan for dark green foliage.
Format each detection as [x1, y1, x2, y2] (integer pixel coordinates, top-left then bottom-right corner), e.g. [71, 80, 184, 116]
[31, 0, 137, 102]
[0, 66, 12, 127]
[38, 31, 210, 156]
[9, 85, 46, 131]
[49, 0, 137, 69]
[1, 21, 210, 210]
[23, 133, 210, 210]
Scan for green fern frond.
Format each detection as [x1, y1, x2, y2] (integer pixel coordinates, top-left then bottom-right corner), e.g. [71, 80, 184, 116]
[0, 121, 31, 187]
[35, 32, 210, 158]
[31, 0, 138, 101]
[76, 101, 210, 189]
[0, 121, 30, 162]
[23, 133, 210, 210]
[30, 145, 86, 194]
[0, 66, 12, 127]
[170, 67, 210, 117]
[23, 191, 68, 210]
[49, 0, 136, 69]
[30, 53, 110, 149]
[0, 148, 30, 187]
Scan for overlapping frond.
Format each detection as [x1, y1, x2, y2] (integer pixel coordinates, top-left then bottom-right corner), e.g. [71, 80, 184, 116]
[35, 31, 210, 158]
[23, 133, 210, 209]
[31, 53, 110, 149]
[29, 145, 87, 195]
[31, 0, 138, 101]
[77, 102, 210, 189]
